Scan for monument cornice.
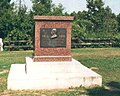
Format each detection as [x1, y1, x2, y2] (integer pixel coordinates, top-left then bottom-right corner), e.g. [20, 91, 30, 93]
[34, 16, 74, 21]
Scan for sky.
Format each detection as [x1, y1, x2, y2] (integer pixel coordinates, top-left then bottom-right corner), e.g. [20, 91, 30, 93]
[11, 0, 120, 15]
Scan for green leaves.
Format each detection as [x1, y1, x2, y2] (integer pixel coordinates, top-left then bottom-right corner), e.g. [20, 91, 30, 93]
[32, 0, 64, 16]
[0, 0, 14, 38]
[71, 0, 119, 39]
[0, 0, 120, 48]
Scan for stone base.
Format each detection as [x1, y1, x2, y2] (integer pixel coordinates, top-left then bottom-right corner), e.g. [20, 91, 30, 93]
[7, 58, 102, 90]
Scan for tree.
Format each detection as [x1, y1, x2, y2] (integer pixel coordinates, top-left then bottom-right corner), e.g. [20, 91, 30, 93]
[71, 10, 94, 39]
[5, 1, 33, 41]
[0, 0, 14, 38]
[50, 3, 64, 16]
[103, 6, 118, 37]
[87, 0, 104, 13]
[117, 13, 120, 32]
[31, 0, 64, 16]
[86, 0, 118, 38]
[86, 0, 104, 33]
[31, 0, 53, 15]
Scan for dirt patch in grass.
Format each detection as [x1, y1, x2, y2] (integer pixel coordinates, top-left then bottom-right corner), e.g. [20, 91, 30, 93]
[0, 78, 4, 82]
[0, 70, 9, 75]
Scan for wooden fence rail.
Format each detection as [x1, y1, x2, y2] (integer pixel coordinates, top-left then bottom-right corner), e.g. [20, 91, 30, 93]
[2, 38, 120, 50]
[3, 40, 33, 50]
[71, 38, 120, 48]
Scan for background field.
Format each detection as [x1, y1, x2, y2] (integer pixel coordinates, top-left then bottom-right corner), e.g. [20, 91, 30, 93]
[0, 48, 120, 96]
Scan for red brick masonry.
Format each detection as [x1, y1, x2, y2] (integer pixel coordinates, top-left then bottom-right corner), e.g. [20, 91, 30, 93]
[33, 16, 74, 62]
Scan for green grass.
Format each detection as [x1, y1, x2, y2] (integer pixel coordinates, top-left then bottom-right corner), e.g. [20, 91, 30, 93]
[72, 48, 120, 84]
[0, 48, 120, 96]
[0, 51, 32, 71]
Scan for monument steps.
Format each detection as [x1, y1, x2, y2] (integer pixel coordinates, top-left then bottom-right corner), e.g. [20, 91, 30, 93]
[8, 58, 102, 90]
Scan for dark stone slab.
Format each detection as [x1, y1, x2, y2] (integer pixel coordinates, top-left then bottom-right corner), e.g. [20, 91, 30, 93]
[40, 28, 66, 48]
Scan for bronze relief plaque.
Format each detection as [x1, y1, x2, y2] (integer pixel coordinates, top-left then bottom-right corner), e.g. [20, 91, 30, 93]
[40, 28, 66, 48]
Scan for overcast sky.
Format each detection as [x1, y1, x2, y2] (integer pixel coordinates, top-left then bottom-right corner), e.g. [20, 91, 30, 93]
[11, 0, 120, 15]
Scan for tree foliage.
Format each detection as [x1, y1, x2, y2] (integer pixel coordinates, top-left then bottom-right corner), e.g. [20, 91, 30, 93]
[0, 0, 120, 49]
[71, 0, 119, 39]
[31, 0, 64, 16]
[117, 14, 120, 32]
[5, 3, 33, 41]
[0, 0, 14, 38]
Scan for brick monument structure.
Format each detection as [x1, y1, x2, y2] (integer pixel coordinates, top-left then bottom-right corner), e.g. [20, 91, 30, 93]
[33, 16, 74, 62]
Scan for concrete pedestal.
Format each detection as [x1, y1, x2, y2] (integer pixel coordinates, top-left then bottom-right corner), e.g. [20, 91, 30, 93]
[7, 58, 102, 90]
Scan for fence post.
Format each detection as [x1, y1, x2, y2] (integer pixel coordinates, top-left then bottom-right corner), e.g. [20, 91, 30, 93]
[0, 38, 3, 51]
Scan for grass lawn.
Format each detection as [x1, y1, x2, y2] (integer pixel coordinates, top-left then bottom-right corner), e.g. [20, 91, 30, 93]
[0, 48, 120, 96]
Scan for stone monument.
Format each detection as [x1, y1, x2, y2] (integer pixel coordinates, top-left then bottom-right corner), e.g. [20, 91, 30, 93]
[8, 16, 102, 90]
[33, 16, 73, 62]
